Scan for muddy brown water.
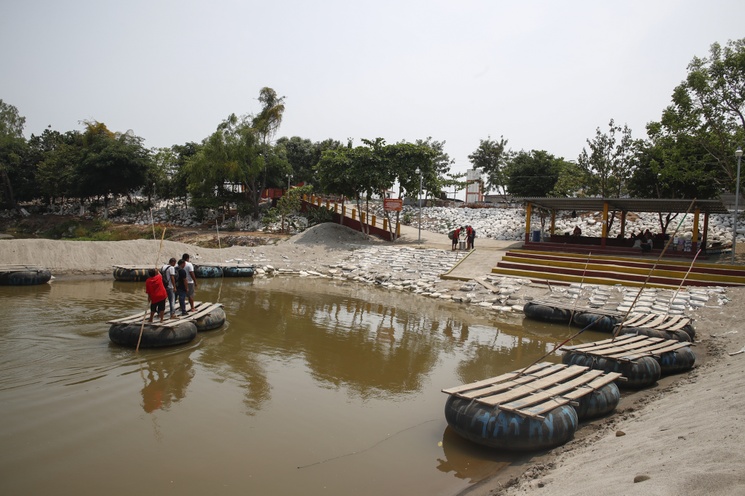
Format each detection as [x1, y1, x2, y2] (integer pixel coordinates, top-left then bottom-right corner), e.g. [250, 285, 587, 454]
[0, 277, 607, 496]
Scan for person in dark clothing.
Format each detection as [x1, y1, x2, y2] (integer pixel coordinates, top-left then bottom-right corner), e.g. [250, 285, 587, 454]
[161, 257, 177, 319]
[175, 259, 189, 316]
[466, 225, 476, 250]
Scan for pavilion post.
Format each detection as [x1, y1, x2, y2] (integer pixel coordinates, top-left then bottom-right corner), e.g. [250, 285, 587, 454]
[601, 202, 609, 248]
[692, 208, 701, 254]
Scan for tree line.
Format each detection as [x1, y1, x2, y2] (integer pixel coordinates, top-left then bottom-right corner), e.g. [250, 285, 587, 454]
[1, 39, 743, 220]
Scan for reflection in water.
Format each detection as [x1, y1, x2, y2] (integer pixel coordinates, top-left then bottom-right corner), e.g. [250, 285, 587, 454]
[0, 277, 604, 496]
[437, 427, 519, 482]
[139, 353, 194, 413]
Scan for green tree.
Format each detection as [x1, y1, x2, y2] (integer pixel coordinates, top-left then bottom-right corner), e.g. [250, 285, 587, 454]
[315, 138, 436, 239]
[442, 171, 467, 202]
[577, 119, 635, 197]
[550, 159, 586, 197]
[74, 121, 152, 215]
[415, 137, 453, 197]
[30, 128, 81, 204]
[252, 87, 285, 146]
[468, 136, 510, 195]
[0, 99, 27, 209]
[657, 38, 745, 190]
[505, 150, 561, 197]
[274, 136, 341, 189]
[187, 89, 289, 220]
[169, 142, 200, 205]
[276, 184, 312, 233]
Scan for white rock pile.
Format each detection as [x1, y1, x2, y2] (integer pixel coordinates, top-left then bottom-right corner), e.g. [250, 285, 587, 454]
[400, 205, 744, 246]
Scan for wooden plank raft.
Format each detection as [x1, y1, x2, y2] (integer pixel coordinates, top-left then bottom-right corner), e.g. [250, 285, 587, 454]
[442, 362, 622, 419]
[620, 312, 692, 332]
[561, 334, 691, 362]
[530, 299, 624, 317]
[107, 301, 223, 328]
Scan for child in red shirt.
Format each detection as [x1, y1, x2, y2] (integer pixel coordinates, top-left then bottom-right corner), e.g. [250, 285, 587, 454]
[145, 268, 168, 323]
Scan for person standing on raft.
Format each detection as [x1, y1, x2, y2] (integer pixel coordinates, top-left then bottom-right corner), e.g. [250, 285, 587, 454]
[182, 253, 197, 312]
[145, 268, 168, 323]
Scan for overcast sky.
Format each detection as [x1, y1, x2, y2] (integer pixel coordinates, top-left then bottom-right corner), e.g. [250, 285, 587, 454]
[2, 0, 744, 177]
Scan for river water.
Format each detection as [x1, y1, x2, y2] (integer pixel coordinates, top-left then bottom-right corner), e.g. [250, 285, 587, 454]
[0, 276, 605, 496]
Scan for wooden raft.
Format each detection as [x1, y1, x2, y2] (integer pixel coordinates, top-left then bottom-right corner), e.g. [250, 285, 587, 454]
[106, 301, 222, 328]
[530, 299, 623, 317]
[442, 362, 621, 419]
[619, 312, 691, 332]
[561, 334, 691, 362]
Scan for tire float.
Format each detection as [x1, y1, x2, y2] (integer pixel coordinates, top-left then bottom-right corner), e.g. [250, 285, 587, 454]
[657, 346, 696, 374]
[113, 267, 149, 282]
[109, 321, 198, 348]
[222, 266, 254, 277]
[0, 266, 52, 285]
[194, 265, 223, 278]
[523, 302, 573, 325]
[572, 312, 619, 333]
[562, 353, 661, 390]
[194, 306, 226, 332]
[444, 395, 578, 451]
[572, 381, 621, 420]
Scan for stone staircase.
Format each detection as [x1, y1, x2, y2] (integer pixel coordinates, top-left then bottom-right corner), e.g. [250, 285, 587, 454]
[491, 249, 745, 288]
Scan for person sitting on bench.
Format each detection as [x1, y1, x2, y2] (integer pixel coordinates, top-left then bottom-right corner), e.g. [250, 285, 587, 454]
[639, 236, 652, 253]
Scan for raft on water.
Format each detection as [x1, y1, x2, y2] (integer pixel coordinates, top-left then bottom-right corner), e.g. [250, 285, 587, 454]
[0, 264, 52, 285]
[442, 362, 622, 451]
[194, 262, 255, 278]
[113, 265, 151, 282]
[561, 334, 695, 389]
[107, 301, 226, 348]
[524, 301, 696, 340]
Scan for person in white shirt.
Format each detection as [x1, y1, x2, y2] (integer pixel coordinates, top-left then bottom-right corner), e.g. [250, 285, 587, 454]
[182, 253, 197, 312]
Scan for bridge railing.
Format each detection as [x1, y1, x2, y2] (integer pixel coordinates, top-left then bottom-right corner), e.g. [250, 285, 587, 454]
[302, 194, 400, 241]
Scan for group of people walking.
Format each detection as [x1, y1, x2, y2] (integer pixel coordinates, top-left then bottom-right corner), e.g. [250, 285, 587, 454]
[450, 225, 476, 251]
[144, 253, 198, 323]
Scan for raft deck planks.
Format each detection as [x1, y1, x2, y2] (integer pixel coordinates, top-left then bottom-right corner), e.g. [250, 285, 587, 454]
[561, 334, 691, 362]
[531, 299, 693, 333]
[107, 301, 223, 328]
[442, 362, 622, 419]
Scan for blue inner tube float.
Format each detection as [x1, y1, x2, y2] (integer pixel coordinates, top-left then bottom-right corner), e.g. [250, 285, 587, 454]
[572, 312, 619, 333]
[113, 267, 149, 282]
[573, 381, 621, 420]
[0, 267, 52, 285]
[194, 265, 223, 278]
[657, 346, 696, 374]
[444, 395, 578, 451]
[194, 306, 226, 332]
[563, 353, 661, 390]
[109, 321, 198, 348]
[222, 266, 254, 277]
[523, 302, 573, 325]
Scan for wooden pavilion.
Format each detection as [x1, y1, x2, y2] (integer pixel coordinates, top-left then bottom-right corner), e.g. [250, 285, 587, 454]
[519, 197, 731, 257]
